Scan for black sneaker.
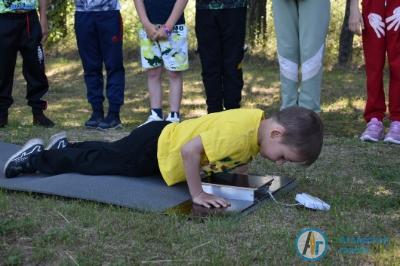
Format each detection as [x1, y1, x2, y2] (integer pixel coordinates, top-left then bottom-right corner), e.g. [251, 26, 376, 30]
[45, 131, 68, 150]
[0, 112, 7, 128]
[3, 138, 44, 178]
[97, 112, 122, 130]
[85, 112, 104, 128]
[33, 112, 55, 127]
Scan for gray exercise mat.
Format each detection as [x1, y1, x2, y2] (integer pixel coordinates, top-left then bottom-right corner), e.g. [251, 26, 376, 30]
[0, 142, 191, 211]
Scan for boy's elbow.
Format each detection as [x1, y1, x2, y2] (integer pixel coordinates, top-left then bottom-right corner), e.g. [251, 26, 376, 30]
[180, 145, 192, 159]
[181, 137, 203, 159]
[181, 144, 200, 160]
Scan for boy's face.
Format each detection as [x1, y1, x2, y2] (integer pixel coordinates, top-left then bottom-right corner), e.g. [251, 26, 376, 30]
[259, 120, 304, 165]
[261, 140, 303, 165]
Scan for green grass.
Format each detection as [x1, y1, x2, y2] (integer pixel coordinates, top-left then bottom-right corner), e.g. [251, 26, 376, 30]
[0, 54, 399, 265]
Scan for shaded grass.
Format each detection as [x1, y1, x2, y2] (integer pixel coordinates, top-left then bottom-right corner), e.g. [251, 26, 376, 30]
[0, 54, 399, 265]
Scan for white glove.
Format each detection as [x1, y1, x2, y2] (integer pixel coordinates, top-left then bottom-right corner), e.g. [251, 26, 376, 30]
[368, 13, 385, 38]
[386, 7, 400, 31]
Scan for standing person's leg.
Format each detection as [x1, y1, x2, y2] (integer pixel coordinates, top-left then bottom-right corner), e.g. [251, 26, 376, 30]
[0, 14, 20, 127]
[195, 9, 223, 113]
[166, 70, 182, 121]
[359, 0, 386, 142]
[19, 12, 54, 126]
[362, 0, 386, 122]
[160, 24, 189, 122]
[139, 26, 164, 123]
[298, 0, 330, 113]
[97, 10, 125, 130]
[220, 7, 246, 110]
[147, 67, 163, 112]
[272, 0, 300, 110]
[386, 1, 400, 121]
[384, 0, 400, 143]
[31, 121, 170, 176]
[75, 12, 105, 128]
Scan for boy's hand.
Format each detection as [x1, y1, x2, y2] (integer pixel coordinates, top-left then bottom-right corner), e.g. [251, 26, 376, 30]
[193, 191, 230, 208]
[144, 23, 159, 41]
[349, 5, 364, 35]
[155, 27, 169, 40]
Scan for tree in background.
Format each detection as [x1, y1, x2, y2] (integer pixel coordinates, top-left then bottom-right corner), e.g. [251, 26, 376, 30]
[47, 0, 73, 46]
[247, 0, 268, 47]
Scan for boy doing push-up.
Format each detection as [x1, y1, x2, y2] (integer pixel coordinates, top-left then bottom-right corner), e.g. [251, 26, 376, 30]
[4, 107, 324, 208]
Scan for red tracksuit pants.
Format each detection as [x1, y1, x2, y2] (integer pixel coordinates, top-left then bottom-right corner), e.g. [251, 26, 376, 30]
[362, 0, 400, 122]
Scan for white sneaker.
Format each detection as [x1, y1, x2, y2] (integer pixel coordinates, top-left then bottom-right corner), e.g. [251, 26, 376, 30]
[138, 110, 163, 127]
[165, 112, 180, 123]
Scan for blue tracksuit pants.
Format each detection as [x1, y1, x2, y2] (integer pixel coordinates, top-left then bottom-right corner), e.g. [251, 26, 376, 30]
[75, 10, 125, 113]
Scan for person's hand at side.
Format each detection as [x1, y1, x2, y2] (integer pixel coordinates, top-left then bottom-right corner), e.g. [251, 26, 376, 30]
[39, 0, 48, 42]
[181, 136, 230, 209]
[349, 0, 364, 35]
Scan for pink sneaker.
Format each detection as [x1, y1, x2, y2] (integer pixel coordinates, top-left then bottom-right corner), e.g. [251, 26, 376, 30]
[360, 118, 384, 142]
[384, 121, 400, 144]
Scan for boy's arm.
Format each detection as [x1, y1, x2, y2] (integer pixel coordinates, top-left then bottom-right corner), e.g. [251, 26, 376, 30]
[38, 0, 48, 42]
[156, 0, 188, 39]
[165, 0, 188, 30]
[181, 137, 230, 208]
[349, 0, 364, 35]
[133, 0, 158, 40]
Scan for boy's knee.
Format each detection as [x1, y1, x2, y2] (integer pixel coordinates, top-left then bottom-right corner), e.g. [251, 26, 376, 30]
[147, 67, 162, 79]
[166, 70, 182, 80]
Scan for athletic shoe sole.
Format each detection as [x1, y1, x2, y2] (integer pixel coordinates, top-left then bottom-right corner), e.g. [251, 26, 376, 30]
[45, 131, 67, 150]
[360, 135, 382, 142]
[3, 138, 44, 177]
[384, 137, 400, 144]
[85, 125, 98, 129]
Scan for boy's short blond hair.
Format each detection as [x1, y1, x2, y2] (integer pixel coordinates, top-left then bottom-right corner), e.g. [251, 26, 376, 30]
[272, 107, 323, 166]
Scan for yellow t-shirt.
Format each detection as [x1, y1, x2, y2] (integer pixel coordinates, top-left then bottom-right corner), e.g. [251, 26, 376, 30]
[157, 108, 264, 186]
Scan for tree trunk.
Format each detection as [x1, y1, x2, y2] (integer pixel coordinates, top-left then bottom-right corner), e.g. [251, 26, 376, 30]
[338, 0, 355, 66]
[247, 0, 268, 47]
